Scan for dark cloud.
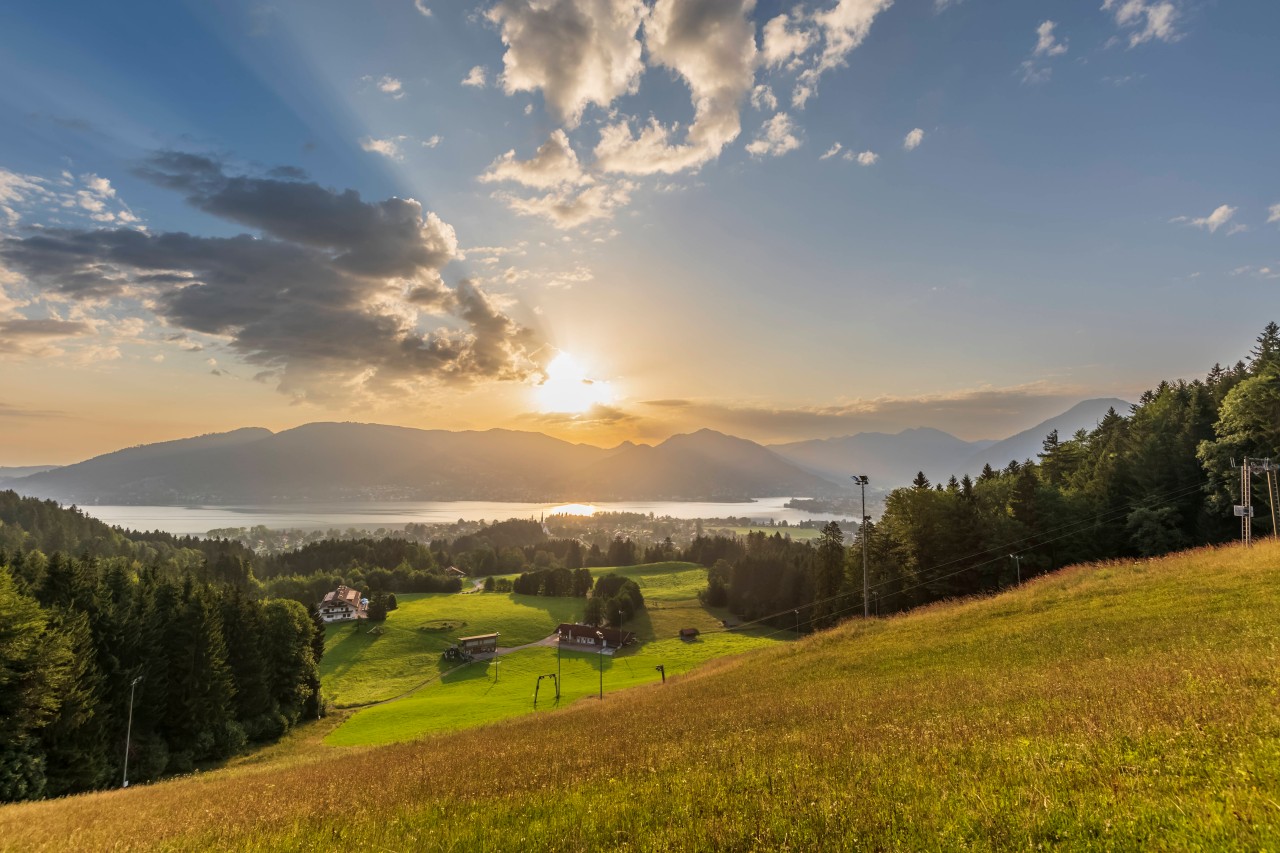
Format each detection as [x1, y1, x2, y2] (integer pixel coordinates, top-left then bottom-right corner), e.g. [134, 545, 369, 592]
[0, 318, 92, 338]
[0, 153, 542, 403]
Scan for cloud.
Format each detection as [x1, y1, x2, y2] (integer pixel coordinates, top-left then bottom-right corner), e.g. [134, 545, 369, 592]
[903, 128, 924, 150]
[480, 130, 593, 189]
[0, 402, 67, 418]
[638, 382, 1096, 443]
[494, 180, 634, 229]
[856, 150, 878, 165]
[1268, 204, 1280, 226]
[0, 152, 543, 402]
[376, 75, 405, 98]
[1020, 20, 1067, 83]
[820, 142, 843, 160]
[0, 318, 92, 338]
[0, 169, 141, 232]
[485, 0, 645, 126]
[422, 135, 443, 148]
[1172, 204, 1237, 234]
[761, 12, 815, 68]
[1102, 0, 1180, 47]
[750, 84, 777, 111]
[360, 135, 407, 159]
[414, 0, 432, 16]
[793, 0, 895, 108]
[1034, 21, 1068, 57]
[592, 0, 757, 176]
[745, 113, 802, 158]
[1231, 265, 1280, 280]
[461, 66, 488, 88]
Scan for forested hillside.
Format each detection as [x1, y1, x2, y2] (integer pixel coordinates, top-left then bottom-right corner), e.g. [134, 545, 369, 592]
[0, 499, 322, 803]
[712, 323, 1280, 625]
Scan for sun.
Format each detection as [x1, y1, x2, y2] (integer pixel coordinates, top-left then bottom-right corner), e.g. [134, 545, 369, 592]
[535, 353, 615, 414]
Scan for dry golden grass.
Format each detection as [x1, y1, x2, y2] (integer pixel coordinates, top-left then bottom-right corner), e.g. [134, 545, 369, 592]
[4, 542, 1279, 851]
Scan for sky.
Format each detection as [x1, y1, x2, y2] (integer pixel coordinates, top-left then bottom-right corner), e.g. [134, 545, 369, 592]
[0, 0, 1277, 465]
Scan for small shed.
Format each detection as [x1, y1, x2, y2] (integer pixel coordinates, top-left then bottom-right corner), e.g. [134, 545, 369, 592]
[679, 627, 700, 640]
[457, 633, 499, 655]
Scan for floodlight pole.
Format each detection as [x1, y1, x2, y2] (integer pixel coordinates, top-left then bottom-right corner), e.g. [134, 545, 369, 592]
[596, 631, 605, 699]
[852, 475, 870, 617]
[1009, 554, 1022, 584]
[122, 675, 142, 788]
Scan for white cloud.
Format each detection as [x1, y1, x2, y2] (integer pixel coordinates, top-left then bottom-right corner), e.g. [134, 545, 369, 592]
[751, 84, 777, 111]
[462, 65, 488, 88]
[495, 180, 634, 229]
[377, 75, 405, 98]
[360, 135, 407, 159]
[820, 142, 843, 160]
[480, 130, 593, 189]
[422, 135, 443, 148]
[1021, 20, 1067, 83]
[903, 128, 925, 150]
[1227, 223, 1249, 236]
[1172, 204, 1237, 234]
[762, 12, 815, 68]
[1034, 21, 1068, 57]
[0, 170, 49, 214]
[485, 0, 646, 127]
[1268, 204, 1280, 225]
[746, 113, 802, 158]
[793, 0, 895, 108]
[592, 0, 757, 176]
[1102, 0, 1180, 47]
[856, 150, 878, 165]
[414, 0, 432, 16]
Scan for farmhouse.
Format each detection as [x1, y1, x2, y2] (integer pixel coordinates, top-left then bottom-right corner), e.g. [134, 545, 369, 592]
[446, 566, 467, 577]
[318, 585, 367, 622]
[556, 623, 636, 649]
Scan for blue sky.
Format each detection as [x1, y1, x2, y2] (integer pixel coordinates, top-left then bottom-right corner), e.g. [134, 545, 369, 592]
[0, 0, 1277, 463]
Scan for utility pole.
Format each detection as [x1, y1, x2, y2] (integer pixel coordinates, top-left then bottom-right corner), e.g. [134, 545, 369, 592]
[1009, 554, 1022, 585]
[122, 675, 142, 788]
[655, 664, 665, 684]
[1235, 458, 1278, 546]
[852, 475, 870, 617]
[793, 608, 800, 637]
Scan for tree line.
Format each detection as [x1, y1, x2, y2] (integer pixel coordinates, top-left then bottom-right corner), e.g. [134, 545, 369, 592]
[0, 542, 321, 802]
[702, 323, 1280, 630]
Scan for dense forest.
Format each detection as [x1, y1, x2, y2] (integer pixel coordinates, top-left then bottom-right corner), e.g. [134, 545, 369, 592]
[0, 501, 322, 803]
[707, 323, 1280, 629]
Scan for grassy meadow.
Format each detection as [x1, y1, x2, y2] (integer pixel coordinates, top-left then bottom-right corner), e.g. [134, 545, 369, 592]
[5, 542, 1280, 851]
[320, 561, 719, 707]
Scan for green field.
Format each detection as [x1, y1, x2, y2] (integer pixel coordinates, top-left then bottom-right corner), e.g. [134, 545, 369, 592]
[7, 543, 1280, 851]
[322, 561, 786, 744]
[328, 631, 784, 746]
[320, 561, 723, 707]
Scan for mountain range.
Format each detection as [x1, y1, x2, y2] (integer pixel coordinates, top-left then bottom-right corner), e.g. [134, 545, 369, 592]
[768, 398, 1130, 487]
[0, 398, 1129, 505]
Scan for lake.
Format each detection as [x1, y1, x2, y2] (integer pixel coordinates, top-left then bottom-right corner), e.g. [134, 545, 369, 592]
[77, 497, 852, 537]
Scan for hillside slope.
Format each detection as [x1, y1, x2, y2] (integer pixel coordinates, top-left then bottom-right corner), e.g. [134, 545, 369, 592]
[3, 543, 1278, 851]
